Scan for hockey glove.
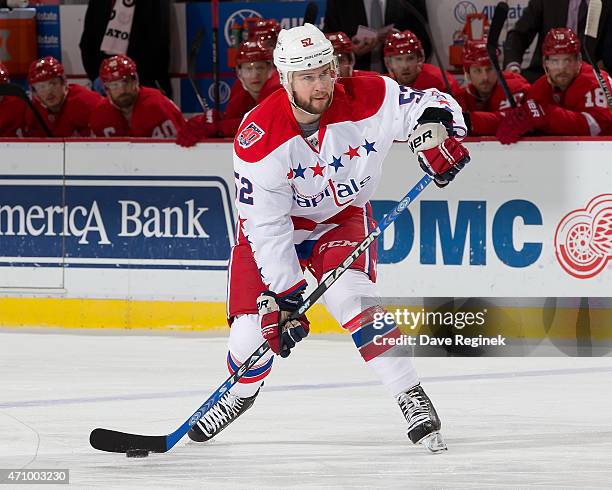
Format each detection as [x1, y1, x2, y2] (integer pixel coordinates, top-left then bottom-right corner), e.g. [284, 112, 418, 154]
[176, 110, 220, 147]
[257, 291, 309, 358]
[496, 99, 547, 145]
[409, 121, 470, 188]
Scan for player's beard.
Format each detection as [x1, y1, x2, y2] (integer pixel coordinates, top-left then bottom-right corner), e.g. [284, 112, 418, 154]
[111, 92, 138, 110]
[397, 70, 417, 86]
[295, 91, 332, 115]
[549, 72, 574, 91]
[475, 80, 495, 99]
[545, 63, 579, 92]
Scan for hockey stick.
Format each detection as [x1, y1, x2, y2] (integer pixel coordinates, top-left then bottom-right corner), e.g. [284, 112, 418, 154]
[89, 173, 433, 455]
[487, 2, 516, 108]
[212, 0, 221, 114]
[303, 2, 318, 25]
[400, 0, 453, 95]
[0, 83, 52, 136]
[187, 28, 210, 112]
[582, 0, 612, 111]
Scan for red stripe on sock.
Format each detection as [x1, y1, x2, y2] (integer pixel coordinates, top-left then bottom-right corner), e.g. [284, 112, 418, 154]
[343, 305, 386, 333]
[359, 327, 402, 362]
[227, 356, 272, 384]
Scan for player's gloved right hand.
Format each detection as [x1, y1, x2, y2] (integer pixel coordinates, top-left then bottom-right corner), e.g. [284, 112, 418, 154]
[409, 122, 471, 188]
[496, 99, 547, 145]
[176, 110, 220, 147]
[257, 290, 309, 358]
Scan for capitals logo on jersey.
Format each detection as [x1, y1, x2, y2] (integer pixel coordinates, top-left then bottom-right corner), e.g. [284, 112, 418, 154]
[238, 122, 265, 149]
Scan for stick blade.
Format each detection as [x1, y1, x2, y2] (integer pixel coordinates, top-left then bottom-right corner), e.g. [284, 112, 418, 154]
[90, 428, 168, 454]
[487, 1, 509, 52]
[303, 2, 318, 25]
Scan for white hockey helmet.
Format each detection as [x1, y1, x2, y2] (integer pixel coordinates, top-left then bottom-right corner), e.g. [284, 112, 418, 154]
[273, 23, 338, 113]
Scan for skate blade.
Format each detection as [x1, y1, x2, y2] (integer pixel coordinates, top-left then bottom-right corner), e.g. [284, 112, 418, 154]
[420, 432, 448, 453]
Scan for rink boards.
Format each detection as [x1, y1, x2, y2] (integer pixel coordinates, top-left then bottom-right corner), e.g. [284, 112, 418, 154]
[0, 138, 610, 333]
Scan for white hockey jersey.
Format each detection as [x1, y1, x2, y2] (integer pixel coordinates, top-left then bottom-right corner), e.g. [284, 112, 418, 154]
[233, 75, 466, 296]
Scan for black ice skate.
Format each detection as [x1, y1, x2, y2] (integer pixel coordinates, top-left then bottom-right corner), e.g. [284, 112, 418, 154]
[188, 388, 260, 442]
[396, 384, 447, 453]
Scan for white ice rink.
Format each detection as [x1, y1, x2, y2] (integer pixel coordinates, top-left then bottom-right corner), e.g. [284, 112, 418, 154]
[1, 328, 611, 489]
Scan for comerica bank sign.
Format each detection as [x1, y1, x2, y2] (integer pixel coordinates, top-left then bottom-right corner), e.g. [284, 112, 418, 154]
[0, 176, 235, 270]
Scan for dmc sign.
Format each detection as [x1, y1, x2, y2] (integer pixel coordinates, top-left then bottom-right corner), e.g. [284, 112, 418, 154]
[373, 199, 543, 268]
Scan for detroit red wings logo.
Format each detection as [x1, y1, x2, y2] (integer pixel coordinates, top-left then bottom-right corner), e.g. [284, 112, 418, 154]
[554, 194, 612, 279]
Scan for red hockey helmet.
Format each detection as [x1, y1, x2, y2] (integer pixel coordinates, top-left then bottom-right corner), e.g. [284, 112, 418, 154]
[0, 61, 9, 83]
[325, 32, 353, 55]
[28, 56, 64, 85]
[99, 55, 138, 84]
[462, 39, 495, 70]
[236, 41, 273, 65]
[247, 19, 281, 49]
[542, 28, 581, 57]
[384, 30, 424, 59]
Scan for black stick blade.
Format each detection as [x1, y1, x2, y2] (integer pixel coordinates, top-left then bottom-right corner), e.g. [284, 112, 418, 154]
[0, 82, 26, 98]
[487, 1, 509, 52]
[303, 2, 318, 25]
[90, 428, 167, 454]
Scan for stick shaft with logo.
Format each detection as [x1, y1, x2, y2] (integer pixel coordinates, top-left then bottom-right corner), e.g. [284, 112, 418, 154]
[212, 0, 221, 114]
[582, 0, 612, 111]
[89, 173, 433, 455]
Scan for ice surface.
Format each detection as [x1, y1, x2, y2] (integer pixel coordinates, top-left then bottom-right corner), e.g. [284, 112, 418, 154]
[1, 329, 611, 489]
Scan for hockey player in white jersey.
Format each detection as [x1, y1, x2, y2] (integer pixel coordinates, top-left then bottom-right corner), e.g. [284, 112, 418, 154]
[189, 24, 470, 452]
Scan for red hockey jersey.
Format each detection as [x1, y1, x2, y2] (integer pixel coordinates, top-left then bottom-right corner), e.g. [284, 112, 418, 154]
[0, 95, 27, 137]
[90, 86, 185, 138]
[526, 62, 612, 136]
[411, 64, 461, 95]
[455, 71, 530, 135]
[221, 71, 282, 137]
[25, 84, 102, 137]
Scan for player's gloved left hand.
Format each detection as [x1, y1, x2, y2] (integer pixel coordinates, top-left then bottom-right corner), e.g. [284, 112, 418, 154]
[409, 122, 471, 188]
[496, 99, 547, 145]
[257, 290, 310, 358]
[176, 110, 220, 147]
